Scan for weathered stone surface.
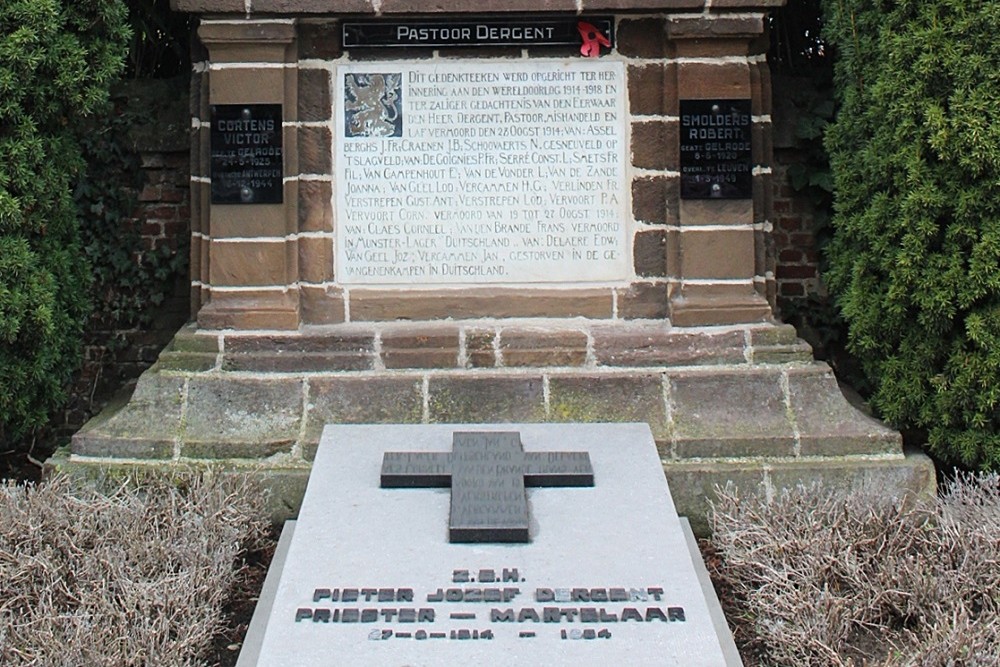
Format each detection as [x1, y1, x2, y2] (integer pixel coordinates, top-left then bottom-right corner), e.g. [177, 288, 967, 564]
[304, 376, 424, 453]
[297, 236, 333, 284]
[592, 326, 745, 367]
[747, 323, 797, 347]
[634, 229, 668, 277]
[547, 373, 669, 441]
[465, 329, 497, 368]
[299, 126, 332, 175]
[750, 60, 774, 116]
[297, 68, 331, 122]
[662, 462, 762, 536]
[209, 240, 290, 287]
[631, 119, 677, 171]
[616, 18, 669, 58]
[632, 176, 679, 226]
[671, 369, 795, 458]
[157, 350, 218, 372]
[300, 284, 346, 325]
[298, 180, 332, 233]
[157, 326, 218, 371]
[209, 67, 286, 102]
[173, 0, 246, 14]
[223, 333, 374, 372]
[751, 341, 813, 364]
[671, 38, 749, 58]
[666, 14, 766, 40]
[616, 282, 670, 319]
[298, 20, 342, 59]
[752, 119, 773, 166]
[184, 377, 303, 450]
[628, 63, 675, 116]
[197, 20, 296, 48]
[182, 439, 293, 459]
[746, 324, 813, 363]
[499, 328, 588, 367]
[679, 198, 753, 227]
[428, 376, 545, 423]
[677, 61, 751, 100]
[665, 449, 936, 536]
[71, 373, 184, 459]
[669, 289, 772, 326]
[196, 290, 301, 331]
[708, 0, 784, 8]
[788, 366, 902, 456]
[680, 228, 756, 280]
[348, 288, 614, 320]
[381, 327, 460, 369]
[211, 203, 287, 240]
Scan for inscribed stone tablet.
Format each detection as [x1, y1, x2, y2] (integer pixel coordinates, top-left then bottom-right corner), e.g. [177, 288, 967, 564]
[251, 424, 733, 666]
[335, 61, 628, 284]
[210, 104, 283, 204]
[679, 99, 752, 200]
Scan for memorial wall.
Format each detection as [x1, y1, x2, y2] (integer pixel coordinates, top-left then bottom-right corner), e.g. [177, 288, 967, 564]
[188, 10, 777, 328]
[335, 61, 628, 285]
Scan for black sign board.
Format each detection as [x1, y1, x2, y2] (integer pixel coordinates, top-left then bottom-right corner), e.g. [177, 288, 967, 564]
[679, 99, 753, 200]
[343, 17, 614, 49]
[381, 432, 594, 543]
[210, 104, 283, 205]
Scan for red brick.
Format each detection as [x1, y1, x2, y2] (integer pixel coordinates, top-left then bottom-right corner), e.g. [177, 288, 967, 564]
[139, 185, 161, 202]
[776, 217, 802, 232]
[775, 265, 817, 280]
[779, 282, 805, 297]
[159, 188, 186, 203]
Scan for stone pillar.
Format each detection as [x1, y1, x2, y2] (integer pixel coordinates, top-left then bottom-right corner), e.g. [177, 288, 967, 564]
[666, 13, 774, 326]
[194, 20, 301, 330]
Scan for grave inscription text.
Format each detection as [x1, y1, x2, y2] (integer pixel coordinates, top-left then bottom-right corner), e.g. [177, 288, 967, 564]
[335, 61, 628, 285]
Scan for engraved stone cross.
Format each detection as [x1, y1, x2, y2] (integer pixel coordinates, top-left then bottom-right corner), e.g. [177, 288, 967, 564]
[380, 432, 594, 543]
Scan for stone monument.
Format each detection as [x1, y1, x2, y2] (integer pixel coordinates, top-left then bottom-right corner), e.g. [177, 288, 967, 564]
[237, 423, 742, 666]
[61, 1, 935, 533]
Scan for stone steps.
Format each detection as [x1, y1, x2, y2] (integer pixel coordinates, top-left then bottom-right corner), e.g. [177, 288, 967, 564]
[56, 320, 935, 534]
[157, 319, 814, 373]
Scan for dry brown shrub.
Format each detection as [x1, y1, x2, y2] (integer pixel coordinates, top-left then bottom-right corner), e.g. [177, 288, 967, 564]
[710, 473, 1000, 666]
[0, 472, 268, 667]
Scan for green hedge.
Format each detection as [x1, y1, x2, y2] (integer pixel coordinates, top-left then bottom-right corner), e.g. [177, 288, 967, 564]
[822, 0, 1000, 468]
[0, 1, 129, 442]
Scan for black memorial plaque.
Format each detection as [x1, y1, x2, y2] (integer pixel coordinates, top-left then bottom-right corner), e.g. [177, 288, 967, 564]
[344, 17, 613, 49]
[381, 432, 593, 543]
[210, 104, 283, 205]
[679, 99, 753, 200]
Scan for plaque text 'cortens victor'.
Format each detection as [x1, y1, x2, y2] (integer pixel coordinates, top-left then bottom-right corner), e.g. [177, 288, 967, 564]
[381, 432, 594, 542]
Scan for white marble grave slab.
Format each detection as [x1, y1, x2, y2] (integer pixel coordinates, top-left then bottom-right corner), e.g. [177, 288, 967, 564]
[250, 423, 736, 666]
[335, 60, 629, 285]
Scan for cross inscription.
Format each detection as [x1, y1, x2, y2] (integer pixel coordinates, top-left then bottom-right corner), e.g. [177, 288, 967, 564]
[380, 432, 594, 543]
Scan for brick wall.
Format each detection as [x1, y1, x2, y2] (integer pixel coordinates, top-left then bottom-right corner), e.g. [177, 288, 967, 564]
[57, 65, 830, 437]
[55, 82, 192, 439]
[770, 74, 827, 312]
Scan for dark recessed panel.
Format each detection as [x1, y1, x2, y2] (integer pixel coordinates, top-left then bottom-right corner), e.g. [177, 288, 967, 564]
[343, 17, 613, 49]
[679, 99, 753, 200]
[210, 104, 283, 205]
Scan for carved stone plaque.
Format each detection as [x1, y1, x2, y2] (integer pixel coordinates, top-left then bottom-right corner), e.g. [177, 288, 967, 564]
[679, 99, 752, 200]
[210, 104, 283, 205]
[335, 61, 628, 285]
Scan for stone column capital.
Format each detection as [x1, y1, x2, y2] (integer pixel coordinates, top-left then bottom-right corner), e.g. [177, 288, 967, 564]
[666, 12, 768, 41]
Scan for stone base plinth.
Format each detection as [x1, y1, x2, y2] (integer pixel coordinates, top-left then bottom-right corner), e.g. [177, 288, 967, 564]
[55, 320, 936, 534]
